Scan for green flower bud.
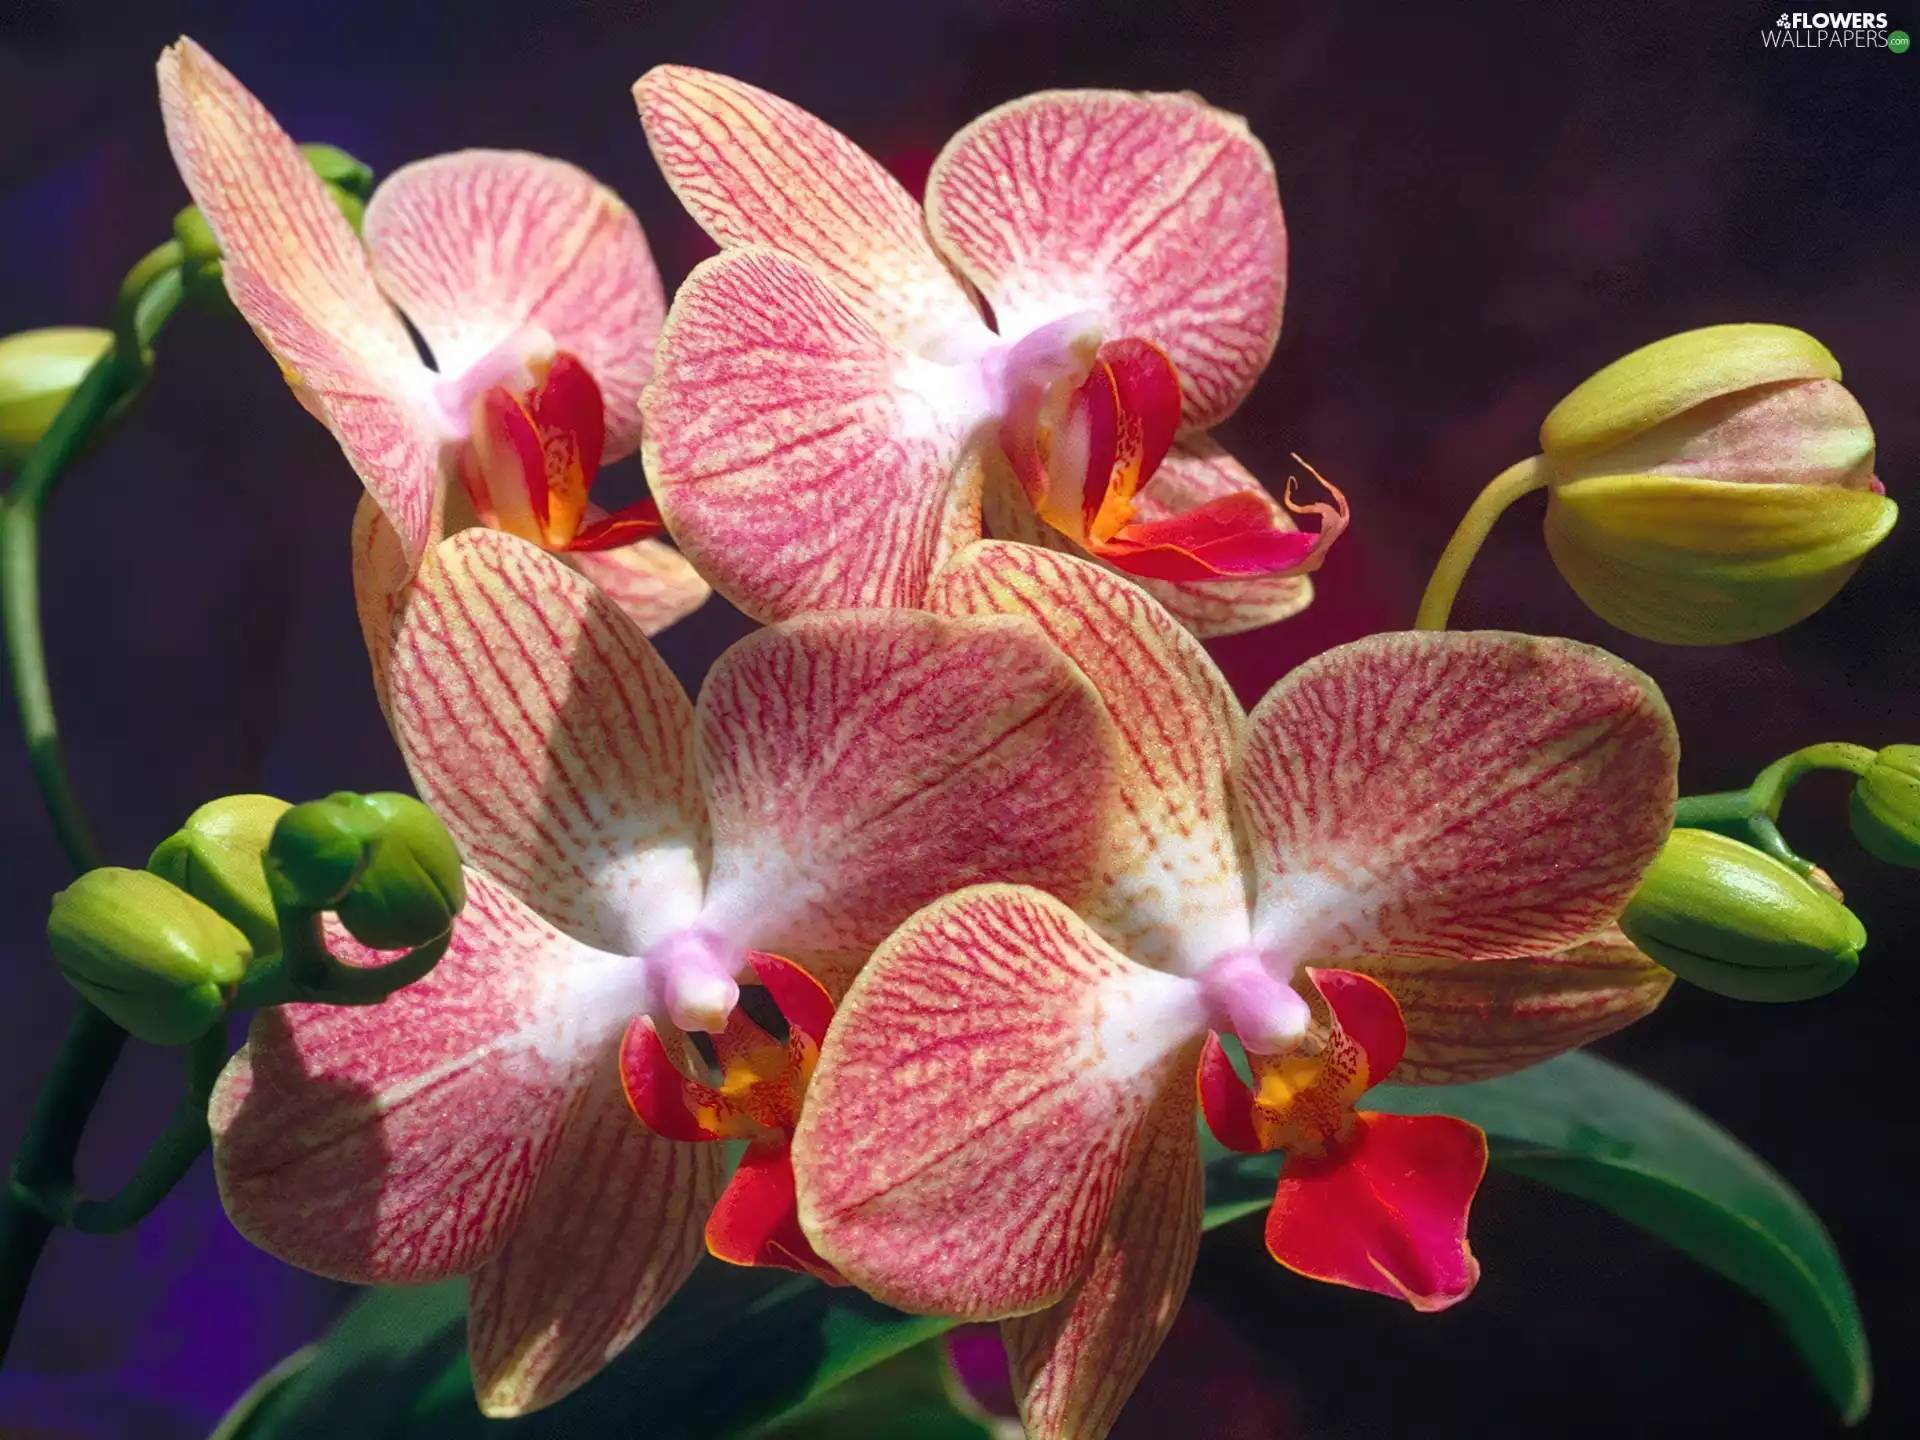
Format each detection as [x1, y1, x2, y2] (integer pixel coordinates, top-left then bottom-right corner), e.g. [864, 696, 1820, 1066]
[267, 792, 465, 950]
[1619, 828, 1863, 1002]
[0, 327, 113, 467]
[1540, 324, 1897, 645]
[49, 868, 249, 1044]
[1849, 745, 1920, 868]
[147, 794, 292, 957]
[299, 143, 374, 201]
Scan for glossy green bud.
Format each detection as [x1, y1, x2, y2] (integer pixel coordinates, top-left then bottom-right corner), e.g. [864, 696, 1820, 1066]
[267, 792, 465, 950]
[1849, 745, 1920, 868]
[148, 794, 293, 957]
[1619, 828, 1863, 1002]
[1540, 324, 1896, 645]
[299, 143, 374, 201]
[0, 327, 113, 467]
[49, 868, 249, 1044]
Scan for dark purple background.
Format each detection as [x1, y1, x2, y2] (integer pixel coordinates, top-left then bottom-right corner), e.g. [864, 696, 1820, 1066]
[2, 2, 1915, 1436]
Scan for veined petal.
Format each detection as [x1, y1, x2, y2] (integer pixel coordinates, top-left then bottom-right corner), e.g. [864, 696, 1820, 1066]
[364, 150, 665, 461]
[387, 528, 707, 953]
[1001, 1068, 1202, 1440]
[1239, 631, 1678, 964]
[1265, 1111, 1487, 1311]
[927, 542, 1251, 972]
[641, 247, 982, 621]
[695, 611, 1118, 956]
[158, 39, 444, 561]
[561, 538, 712, 637]
[350, 492, 410, 719]
[793, 885, 1208, 1317]
[468, 1048, 723, 1415]
[926, 89, 1287, 430]
[634, 66, 984, 352]
[209, 870, 608, 1284]
[1351, 927, 1674, 1085]
[1094, 488, 1342, 581]
[1126, 439, 1315, 637]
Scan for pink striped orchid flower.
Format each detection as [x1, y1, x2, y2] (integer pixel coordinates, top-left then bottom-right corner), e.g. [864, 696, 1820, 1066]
[791, 543, 1679, 1440]
[158, 39, 708, 695]
[208, 529, 1121, 1416]
[634, 67, 1346, 638]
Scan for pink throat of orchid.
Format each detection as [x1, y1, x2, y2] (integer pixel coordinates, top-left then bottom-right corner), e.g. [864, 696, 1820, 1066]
[643, 927, 744, 1034]
[1197, 947, 1309, 1057]
[441, 327, 663, 555]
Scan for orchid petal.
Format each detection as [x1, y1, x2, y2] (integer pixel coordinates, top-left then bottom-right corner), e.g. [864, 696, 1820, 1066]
[926, 89, 1286, 430]
[793, 886, 1207, 1317]
[158, 39, 444, 561]
[707, 1143, 845, 1285]
[1001, 1073, 1201, 1440]
[1265, 1111, 1487, 1311]
[350, 492, 410, 718]
[468, 1050, 723, 1415]
[927, 542, 1250, 972]
[634, 66, 983, 352]
[695, 611, 1118, 956]
[387, 528, 706, 952]
[641, 246, 982, 621]
[209, 870, 606, 1284]
[1094, 489, 1341, 581]
[1126, 439, 1316, 637]
[561, 539, 712, 637]
[364, 149, 665, 461]
[1239, 631, 1678, 964]
[1350, 927, 1673, 1084]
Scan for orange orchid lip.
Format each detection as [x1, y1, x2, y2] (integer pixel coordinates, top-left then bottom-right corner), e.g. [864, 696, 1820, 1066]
[460, 351, 665, 553]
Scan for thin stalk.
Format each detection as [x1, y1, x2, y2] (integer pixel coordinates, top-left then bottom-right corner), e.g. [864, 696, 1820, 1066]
[1414, 455, 1551, 630]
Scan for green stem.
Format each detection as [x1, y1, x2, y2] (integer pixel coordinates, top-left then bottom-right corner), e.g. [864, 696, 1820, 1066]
[1750, 743, 1878, 821]
[1414, 455, 1551, 630]
[0, 245, 187, 1369]
[0, 1006, 127, 1362]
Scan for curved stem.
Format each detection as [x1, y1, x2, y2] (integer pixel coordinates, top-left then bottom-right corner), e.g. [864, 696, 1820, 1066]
[1414, 455, 1551, 631]
[1749, 742, 1878, 821]
[68, 1025, 226, 1234]
[0, 1006, 128, 1363]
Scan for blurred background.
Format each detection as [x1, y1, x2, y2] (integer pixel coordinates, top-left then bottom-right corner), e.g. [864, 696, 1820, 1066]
[1, 1, 1914, 1436]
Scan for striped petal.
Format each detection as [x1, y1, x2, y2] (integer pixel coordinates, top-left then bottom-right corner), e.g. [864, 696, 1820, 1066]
[158, 39, 444, 561]
[793, 886, 1207, 1317]
[209, 870, 615, 1284]
[364, 150, 665, 461]
[387, 528, 706, 953]
[1351, 927, 1674, 1085]
[641, 246, 983, 621]
[634, 66, 984, 352]
[350, 492, 410, 719]
[926, 542, 1250, 972]
[562, 539, 711, 637]
[1238, 632, 1678, 965]
[1001, 1067, 1202, 1440]
[926, 90, 1286, 430]
[694, 611, 1118, 956]
[467, 1047, 722, 1416]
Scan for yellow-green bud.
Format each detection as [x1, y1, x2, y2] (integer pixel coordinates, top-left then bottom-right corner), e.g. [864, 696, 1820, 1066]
[147, 794, 293, 957]
[1849, 745, 1920, 868]
[1540, 324, 1897, 645]
[267, 792, 465, 950]
[1619, 828, 1863, 1002]
[0, 327, 113, 467]
[49, 868, 250, 1044]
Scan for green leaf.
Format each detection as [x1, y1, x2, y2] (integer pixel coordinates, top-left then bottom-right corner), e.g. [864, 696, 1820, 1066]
[223, 1053, 1868, 1437]
[1369, 1052, 1870, 1425]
